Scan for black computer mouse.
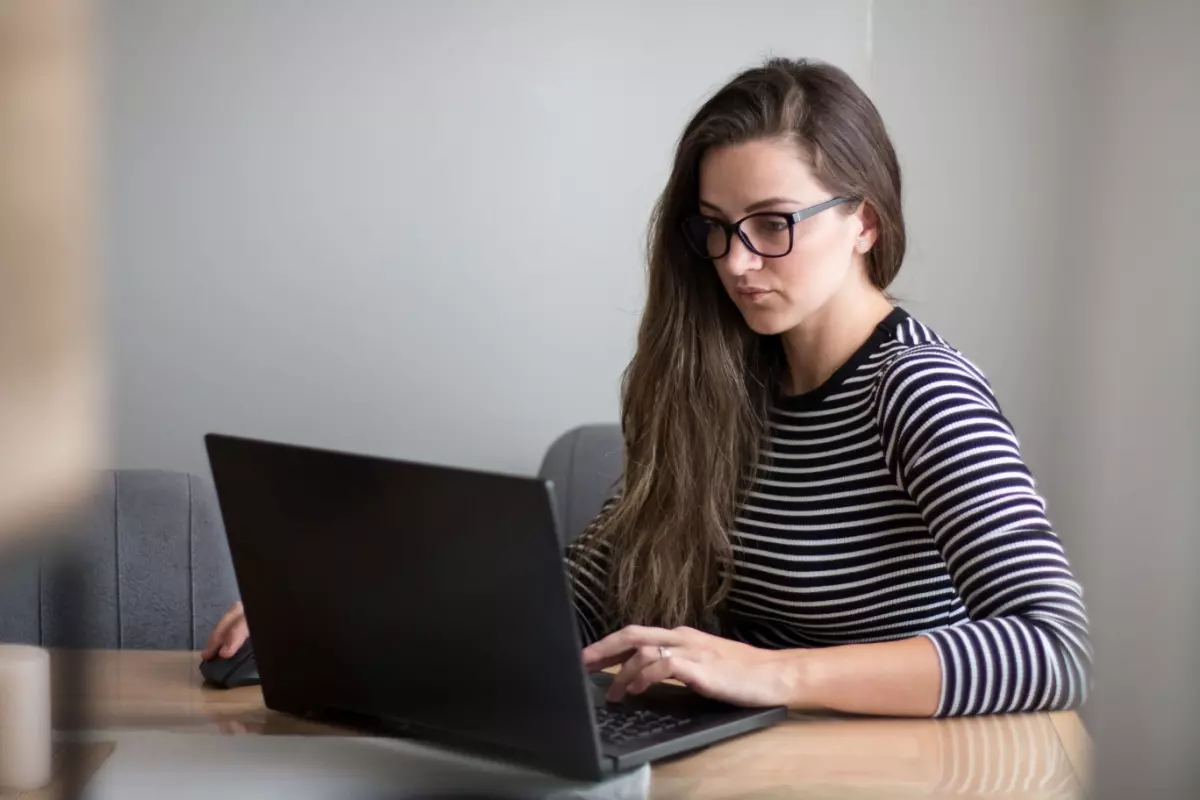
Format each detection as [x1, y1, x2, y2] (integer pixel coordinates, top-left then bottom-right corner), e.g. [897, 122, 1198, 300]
[199, 639, 261, 689]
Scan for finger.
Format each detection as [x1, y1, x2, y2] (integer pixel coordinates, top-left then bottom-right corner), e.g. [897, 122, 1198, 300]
[581, 626, 646, 666]
[585, 624, 695, 669]
[629, 654, 708, 698]
[583, 650, 636, 673]
[202, 602, 243, 659]
[582, 625, 675, 668]
[204, 603, 242, 657]
[625, 653, 682, 695]
[219, 619, 250, 658]
[606, 645, 668, 702]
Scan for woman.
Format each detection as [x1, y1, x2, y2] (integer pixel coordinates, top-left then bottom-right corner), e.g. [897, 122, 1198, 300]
[206, 58, 1090, 719]
[564, 57, 1089, 718]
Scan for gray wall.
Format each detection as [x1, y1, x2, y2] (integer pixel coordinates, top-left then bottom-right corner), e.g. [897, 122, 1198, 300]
[98, 0, 870, 478]
[1058, 1, 1200, 796]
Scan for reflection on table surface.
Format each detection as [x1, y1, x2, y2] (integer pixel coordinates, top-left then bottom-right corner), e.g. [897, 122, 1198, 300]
[58, 649, 1089, 799]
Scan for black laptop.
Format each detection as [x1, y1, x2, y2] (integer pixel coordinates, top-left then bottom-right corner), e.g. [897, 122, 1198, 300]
[204, 433, 787, 781]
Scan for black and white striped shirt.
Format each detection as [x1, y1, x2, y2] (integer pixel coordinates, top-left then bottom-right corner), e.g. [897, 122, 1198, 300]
[566, 307, 1091, 716]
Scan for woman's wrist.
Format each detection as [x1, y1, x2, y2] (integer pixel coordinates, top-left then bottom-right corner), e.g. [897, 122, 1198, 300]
[776, 648, 821, 710]
[769, 638, 942, 716]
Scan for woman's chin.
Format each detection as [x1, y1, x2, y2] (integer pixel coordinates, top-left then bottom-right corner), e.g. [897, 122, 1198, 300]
[740, 308, 795, 336]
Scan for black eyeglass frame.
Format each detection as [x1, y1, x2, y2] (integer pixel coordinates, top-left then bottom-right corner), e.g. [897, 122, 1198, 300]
[681, 196, 854, 259]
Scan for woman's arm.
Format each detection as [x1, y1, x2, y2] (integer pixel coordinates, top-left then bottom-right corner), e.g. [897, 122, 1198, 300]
[563, 495, 622, 645]
[874, 346, 1092, 716]
[584, 623, 943, 714]
[777, 345, 1092, 717]
[785, 636, 941, 716]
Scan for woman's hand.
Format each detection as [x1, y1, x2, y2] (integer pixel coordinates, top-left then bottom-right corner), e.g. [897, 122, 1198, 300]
[201, 601, 249, 660]
[581, 625, 801, 708]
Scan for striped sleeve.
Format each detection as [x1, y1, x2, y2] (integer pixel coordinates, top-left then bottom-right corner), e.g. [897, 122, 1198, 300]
[563, 496, 621, 646]
[875, 345, 1092, 716]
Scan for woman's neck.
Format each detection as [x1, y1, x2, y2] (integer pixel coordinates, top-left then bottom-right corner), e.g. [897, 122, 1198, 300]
[779, 284, 895, 396]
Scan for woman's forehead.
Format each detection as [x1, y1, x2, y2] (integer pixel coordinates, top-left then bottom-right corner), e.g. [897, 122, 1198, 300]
[698, 139, 822, 212]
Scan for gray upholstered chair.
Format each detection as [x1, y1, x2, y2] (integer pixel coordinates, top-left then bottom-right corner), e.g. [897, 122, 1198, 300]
[537, 423, 622, 545]
[0, 471, 239, 650]
[0, 423, 622, 650]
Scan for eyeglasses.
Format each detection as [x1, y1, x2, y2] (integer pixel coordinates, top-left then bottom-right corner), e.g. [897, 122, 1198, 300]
[681, 196, 852, 260]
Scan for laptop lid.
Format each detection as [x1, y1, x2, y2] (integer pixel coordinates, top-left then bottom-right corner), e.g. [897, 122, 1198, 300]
[204, 433, 609, 781]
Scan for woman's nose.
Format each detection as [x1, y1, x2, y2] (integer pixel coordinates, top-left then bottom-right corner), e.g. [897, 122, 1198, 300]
[720, 234, 763, 277]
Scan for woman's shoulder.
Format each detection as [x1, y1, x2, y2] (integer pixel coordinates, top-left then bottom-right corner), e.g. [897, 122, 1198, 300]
[873, 310, 997, 405]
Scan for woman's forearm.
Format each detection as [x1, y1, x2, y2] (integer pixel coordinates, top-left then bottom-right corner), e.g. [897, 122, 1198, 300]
[782, 635, 941, 716]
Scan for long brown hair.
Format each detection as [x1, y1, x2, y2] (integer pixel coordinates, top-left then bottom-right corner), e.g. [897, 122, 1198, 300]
[597, 58, 906, 630]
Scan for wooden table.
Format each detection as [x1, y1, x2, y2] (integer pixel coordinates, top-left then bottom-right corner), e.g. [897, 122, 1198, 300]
[50, 650, 1091, 799]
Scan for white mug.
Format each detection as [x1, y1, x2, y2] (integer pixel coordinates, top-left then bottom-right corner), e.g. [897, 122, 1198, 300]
[0, 644, 52, 791]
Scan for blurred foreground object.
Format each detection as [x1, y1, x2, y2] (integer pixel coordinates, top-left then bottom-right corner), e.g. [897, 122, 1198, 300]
[0, 644, 52, 791]
[0, 0, 105, 543]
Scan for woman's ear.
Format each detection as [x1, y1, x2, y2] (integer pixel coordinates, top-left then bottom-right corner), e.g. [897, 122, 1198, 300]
[855, 200, 879, 254]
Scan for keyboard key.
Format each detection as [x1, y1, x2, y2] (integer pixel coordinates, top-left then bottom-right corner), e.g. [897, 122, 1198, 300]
[595, 705, 691, 745]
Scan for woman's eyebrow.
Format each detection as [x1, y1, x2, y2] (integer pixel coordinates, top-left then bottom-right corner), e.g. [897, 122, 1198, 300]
[699, 196, 802, 216]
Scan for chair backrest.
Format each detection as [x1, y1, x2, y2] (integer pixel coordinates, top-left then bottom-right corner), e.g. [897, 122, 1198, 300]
[0, 471, 238, 650]
[538, 423, 622, 545]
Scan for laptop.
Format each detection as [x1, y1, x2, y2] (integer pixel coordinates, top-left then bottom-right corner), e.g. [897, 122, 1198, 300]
[204, 433, 788, 782]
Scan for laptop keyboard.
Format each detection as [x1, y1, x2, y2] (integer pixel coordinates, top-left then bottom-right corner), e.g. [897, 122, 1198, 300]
[594, 704, 692, 745]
